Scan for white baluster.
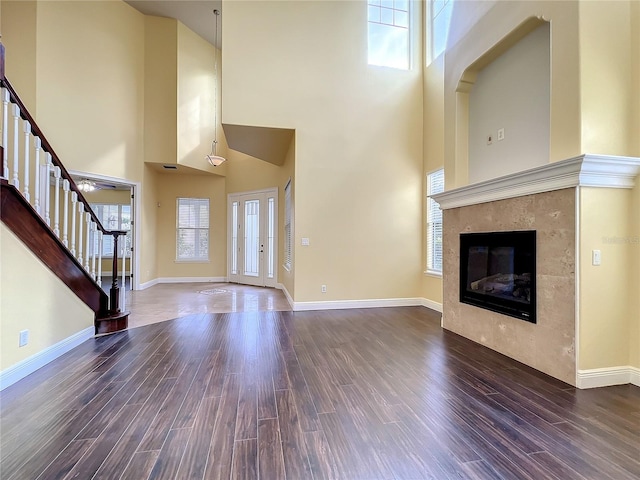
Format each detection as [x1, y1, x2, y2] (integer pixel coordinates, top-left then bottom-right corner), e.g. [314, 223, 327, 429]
[97, 230, 103, 287]
[12, 104, 20, 189]
[33, 137, 41, 215]
[23, 120, 31, 202]
[44, 153, 52, 226]
[85, 212, 91, 271]
[70, 192, 78, 256]
[62, 179, 70, 247]
[53, 166, 61, 237]
[1, 89, 8, 179]
[91, 222, 97, 280]
[77, 203, 84, 263]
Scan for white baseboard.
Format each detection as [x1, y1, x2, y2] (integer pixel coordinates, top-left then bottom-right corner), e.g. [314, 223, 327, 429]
[139, 277, 227, 290]
[420, 298, 443, 313]
[0, 326, 94, 391]
[576, 366, 640, 389]
[276, 283, 295, 309]
[290, 297, 426, 312]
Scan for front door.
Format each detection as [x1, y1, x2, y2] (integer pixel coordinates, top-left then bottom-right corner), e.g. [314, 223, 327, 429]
[228, 188, 278, 287]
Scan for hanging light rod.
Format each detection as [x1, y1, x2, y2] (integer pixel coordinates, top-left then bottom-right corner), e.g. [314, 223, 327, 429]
[206, 8, 225, 167]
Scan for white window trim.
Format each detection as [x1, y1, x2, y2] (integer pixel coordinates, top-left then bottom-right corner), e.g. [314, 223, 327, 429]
[367, 0, 412, 70]
[426, 168, 444, 276]
[176, 197, 210, 262]
[283, 179, 292, 272]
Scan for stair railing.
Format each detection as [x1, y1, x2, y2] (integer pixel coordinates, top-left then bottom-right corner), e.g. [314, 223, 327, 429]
[0, 42, 127, 319]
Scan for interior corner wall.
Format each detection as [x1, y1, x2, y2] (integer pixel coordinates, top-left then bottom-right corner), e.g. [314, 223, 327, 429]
[422, 55, 445, 306]
[140, 164, 159, 284]
[578, 187, 633, 371]
[0, 224, 93, 371]
[176, 21, 218, 173]
[154, 173, 226, 279]
[468, 23, 550, 184]
[579, 0, 638, 157]
[444, 1, 581, 189]
[223, 1, 424, 303]
[144, 16, 178, 168]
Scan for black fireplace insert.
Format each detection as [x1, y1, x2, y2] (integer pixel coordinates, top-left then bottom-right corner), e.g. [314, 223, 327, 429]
[459, 230, 536, 323]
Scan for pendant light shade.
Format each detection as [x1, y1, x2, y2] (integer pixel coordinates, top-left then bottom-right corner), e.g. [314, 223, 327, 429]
[206, 9, 225, 167]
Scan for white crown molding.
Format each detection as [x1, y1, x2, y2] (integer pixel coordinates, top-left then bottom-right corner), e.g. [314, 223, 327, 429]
[0, 327, 94, 391]
[576, 366, 640, 389]
[433, 154, 640, 210]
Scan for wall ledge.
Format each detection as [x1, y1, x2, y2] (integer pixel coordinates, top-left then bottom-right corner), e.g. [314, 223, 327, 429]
[433, 154, 640, 210]
[0, 326, 94, 391]
[576, 366, 640, 389]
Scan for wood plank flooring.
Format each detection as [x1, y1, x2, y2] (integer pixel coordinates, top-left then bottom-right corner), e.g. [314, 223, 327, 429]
[1, 307, 639, 479]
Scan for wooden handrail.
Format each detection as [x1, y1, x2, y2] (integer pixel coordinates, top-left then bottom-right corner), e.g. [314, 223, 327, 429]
[0, 77, 113, 235]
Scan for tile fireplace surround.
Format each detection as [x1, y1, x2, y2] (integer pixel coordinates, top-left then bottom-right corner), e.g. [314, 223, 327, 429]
[433, 154, 640, 387]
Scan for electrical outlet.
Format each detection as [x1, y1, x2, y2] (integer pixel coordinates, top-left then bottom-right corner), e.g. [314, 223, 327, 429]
[592, 249, 601, 266]
[497, 128, 505, 141]
[301, 237, 310, 246]
[19, 329, 29, 347]
[321, 285, 327, 293]
[487, 134, 493, 145]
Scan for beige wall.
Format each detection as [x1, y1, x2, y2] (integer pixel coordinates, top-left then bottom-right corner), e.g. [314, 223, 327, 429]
[140, 165, 159, 284]
[1, 225, 93, 370]
[223, 1, 424, 303]
[154, 173, 226, 279]
[579, 187, 635, 370]
[579, 1, 639, 157]
[144, 16, 178, 168]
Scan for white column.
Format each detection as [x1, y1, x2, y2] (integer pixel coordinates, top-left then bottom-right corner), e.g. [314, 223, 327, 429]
[33, 137, 42, 215]
[23, 120, 31, 202]
[62, 179, 70, 247]
[44, 153, 52, 227]
[85, 212, 91, 271]
[1, 89, 9, 179]
[70, 192, 78, 257]
[12, 104, 20, 189]
[77, 203, 84, 263]
[97, 230, 103, 287]
[53, 166, 61, 237]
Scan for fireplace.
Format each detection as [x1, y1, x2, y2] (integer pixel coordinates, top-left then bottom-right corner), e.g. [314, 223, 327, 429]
[459, 230, 536, 323]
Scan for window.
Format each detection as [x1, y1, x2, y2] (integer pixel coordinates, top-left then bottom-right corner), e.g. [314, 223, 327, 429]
[176, 198, 209, 261]
[284, 180, 292, 271]
[368, 0, 410, 70]
[426, 169, 444, 274]
[91, 203, 131, 257]
[427, 0, 454, 65]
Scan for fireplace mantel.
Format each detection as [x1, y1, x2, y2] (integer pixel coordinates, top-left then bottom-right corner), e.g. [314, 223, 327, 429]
[433, 154, 640, 210]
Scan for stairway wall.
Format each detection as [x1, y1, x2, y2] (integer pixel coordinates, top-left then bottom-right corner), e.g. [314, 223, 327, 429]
[0, 224, 93, 372]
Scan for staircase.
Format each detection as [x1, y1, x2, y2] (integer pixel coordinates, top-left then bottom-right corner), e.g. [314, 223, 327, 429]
[0, 42, 128, 335]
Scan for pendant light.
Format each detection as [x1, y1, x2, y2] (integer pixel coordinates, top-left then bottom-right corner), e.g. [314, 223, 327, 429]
[206, 9, 226, 167]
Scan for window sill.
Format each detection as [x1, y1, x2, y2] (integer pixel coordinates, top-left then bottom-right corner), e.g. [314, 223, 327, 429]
[175, 259, 210, 264]
[424, 269, 443, 278]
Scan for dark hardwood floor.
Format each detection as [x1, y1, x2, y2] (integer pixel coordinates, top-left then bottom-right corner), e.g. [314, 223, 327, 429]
[1, 307, 639, 479]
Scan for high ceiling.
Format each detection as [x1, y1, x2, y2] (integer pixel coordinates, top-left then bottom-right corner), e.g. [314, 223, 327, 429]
[125, 1, 222, 48]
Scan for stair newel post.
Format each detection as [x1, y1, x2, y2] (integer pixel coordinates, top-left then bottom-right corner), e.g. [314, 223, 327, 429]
[77, 202, 84, 263]
[2, 89, 9, 180]
[33, 137, 41, 214]
[70, 191, 78, 256]
[23, 120, 30, 201]
[84, 212, 91, 271]
[120, 237, 126, 309]
[110, 232, 121, 313]
[11, 104, 19, 188]
[97, 229, 103, 287]
[44, 153, 52, 226]
[91, 221, 97, 279]
[53, 166, 61, 237]
[62, 179, 69, 247]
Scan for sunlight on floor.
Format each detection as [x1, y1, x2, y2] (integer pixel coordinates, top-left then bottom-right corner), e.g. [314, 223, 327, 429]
[125, 283, 291, 329]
